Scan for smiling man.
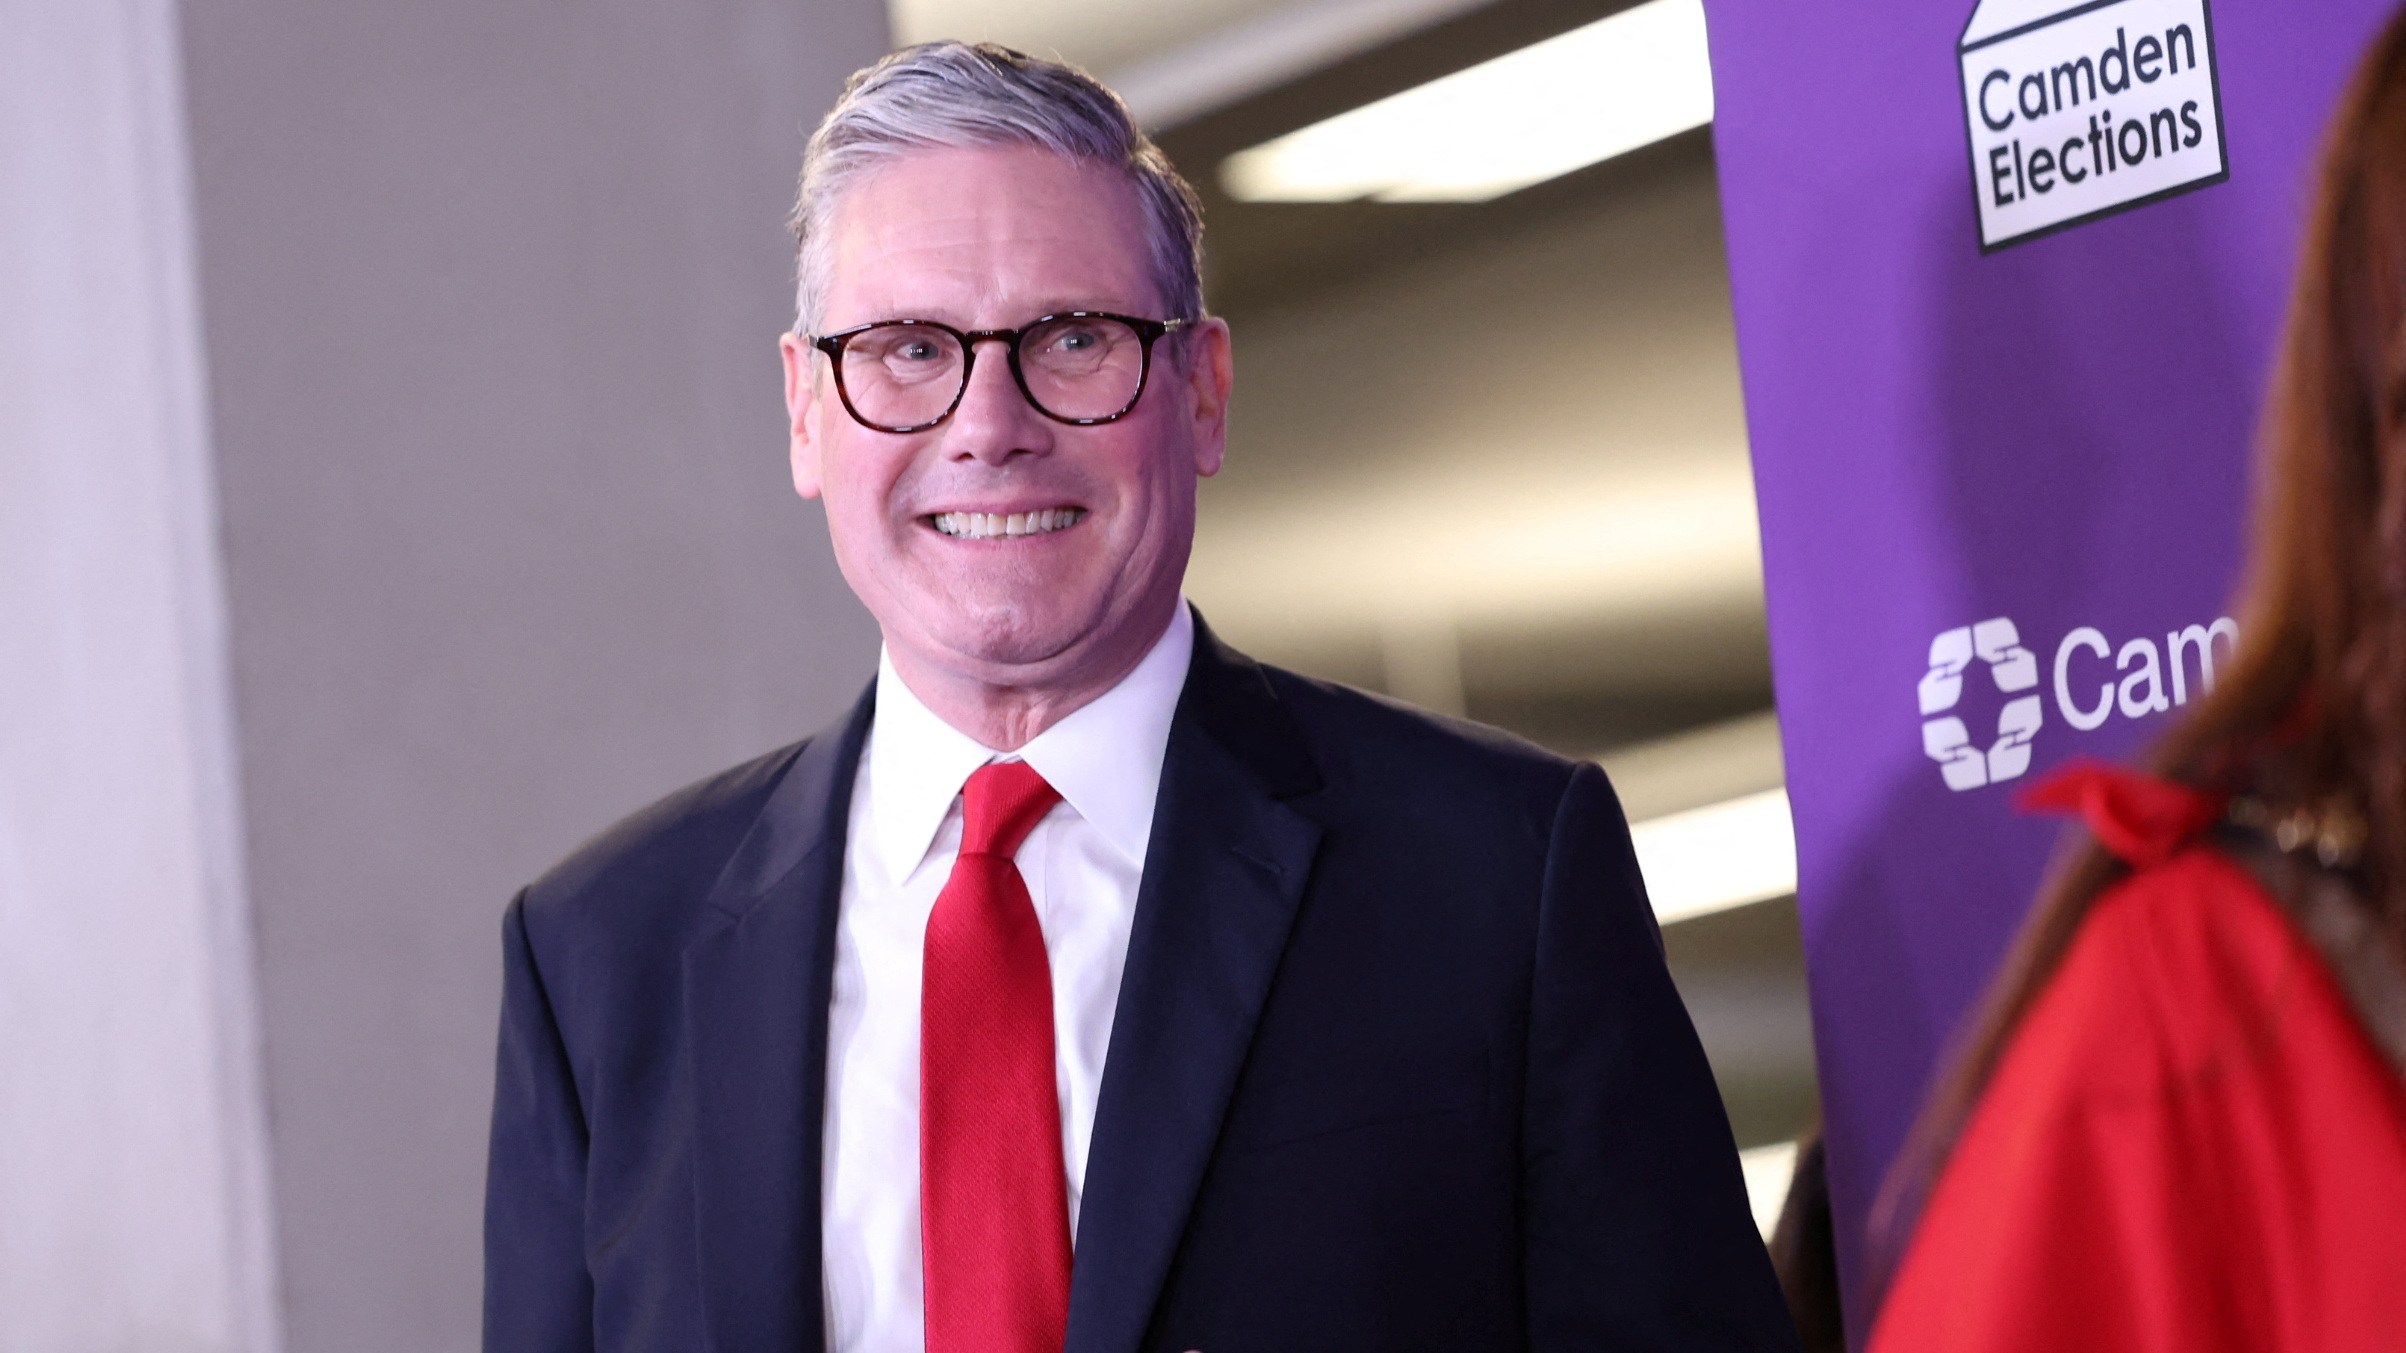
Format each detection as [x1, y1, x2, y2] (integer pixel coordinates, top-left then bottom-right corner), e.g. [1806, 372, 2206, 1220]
[484, 41, 1795, 1353]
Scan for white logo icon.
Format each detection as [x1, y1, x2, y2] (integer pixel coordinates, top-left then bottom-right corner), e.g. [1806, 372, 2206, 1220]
[1920, 618, 2045, 791]
[1958, 0, 2227, 252]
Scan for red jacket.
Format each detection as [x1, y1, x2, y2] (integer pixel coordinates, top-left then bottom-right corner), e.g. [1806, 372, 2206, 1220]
[1869, 765, 2406, 1352]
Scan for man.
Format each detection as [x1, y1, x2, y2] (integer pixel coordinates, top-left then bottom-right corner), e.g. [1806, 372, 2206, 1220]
[485, 40, 1795, 1353]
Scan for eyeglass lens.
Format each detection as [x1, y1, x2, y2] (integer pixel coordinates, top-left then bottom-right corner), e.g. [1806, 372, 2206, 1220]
[836, 316, 1150, 428]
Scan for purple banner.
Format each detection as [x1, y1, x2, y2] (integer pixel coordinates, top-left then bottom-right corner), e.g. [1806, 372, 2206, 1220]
[1702, 0, 2396, 1325]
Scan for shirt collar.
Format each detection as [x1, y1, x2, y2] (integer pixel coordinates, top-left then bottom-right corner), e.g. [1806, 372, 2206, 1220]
[865, 602, 1194, 879]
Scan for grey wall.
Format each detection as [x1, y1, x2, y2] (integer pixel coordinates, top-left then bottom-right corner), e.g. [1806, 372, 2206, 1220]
[178, 1, 886, 1347]
[2, 2, 276, 1347]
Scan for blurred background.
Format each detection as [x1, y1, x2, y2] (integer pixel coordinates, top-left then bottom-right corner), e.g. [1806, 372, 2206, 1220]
[3, 0, 1808, 1348]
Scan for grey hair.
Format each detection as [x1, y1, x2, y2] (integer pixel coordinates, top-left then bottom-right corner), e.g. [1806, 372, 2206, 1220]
[790, 41, 1206, 336]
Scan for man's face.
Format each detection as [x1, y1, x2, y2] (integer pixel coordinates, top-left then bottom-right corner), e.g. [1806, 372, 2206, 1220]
[782, 145, 1231, 700]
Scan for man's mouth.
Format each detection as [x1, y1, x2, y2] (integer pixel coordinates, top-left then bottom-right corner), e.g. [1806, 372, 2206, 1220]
[927, 507, 1086, 540]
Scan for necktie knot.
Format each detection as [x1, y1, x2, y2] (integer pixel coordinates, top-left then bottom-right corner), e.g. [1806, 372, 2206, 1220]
[960, 760, 1061, 860]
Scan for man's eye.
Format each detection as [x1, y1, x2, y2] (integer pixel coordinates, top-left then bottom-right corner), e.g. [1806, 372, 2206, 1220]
[896, 341, 942, 362]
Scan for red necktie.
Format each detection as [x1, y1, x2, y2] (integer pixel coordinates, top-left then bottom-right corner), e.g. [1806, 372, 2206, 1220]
[920, 760, 1071, 1353]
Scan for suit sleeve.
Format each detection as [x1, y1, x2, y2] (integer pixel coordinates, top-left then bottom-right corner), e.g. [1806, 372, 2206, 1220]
[484, 892, 595, 1353]
[1522, 763, 1799, 1351]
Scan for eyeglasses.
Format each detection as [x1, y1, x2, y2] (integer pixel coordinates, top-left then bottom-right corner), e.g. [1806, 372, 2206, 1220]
[809, 312, 1188, 434]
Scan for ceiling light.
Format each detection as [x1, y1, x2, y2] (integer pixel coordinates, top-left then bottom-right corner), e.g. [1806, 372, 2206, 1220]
[1740, 1139, 1800, 1237]
[1629, 786, 1794, 925]
[1110, 0, 1498, 129]
[1219, 0, 1714, 204]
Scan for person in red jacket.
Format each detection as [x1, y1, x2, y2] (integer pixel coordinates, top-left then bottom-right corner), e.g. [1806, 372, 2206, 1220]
[1868, 10, 2406, 1351]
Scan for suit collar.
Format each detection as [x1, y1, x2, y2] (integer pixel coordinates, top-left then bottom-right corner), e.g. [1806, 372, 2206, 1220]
[1172, 609, 1322, 801]
[686, 684, 874, 1353]
[701, 683, 875, 927]
[1065, 609, 1325, 1353]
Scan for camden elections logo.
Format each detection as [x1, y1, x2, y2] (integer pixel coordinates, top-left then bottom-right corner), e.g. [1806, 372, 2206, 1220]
[1958, 0, 2228, 251]
[1920, 619, 2044, 791]
[1918, 614, 2239, 791]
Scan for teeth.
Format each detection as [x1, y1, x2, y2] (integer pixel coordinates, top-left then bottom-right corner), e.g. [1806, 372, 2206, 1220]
[930, 507, 1085, 539]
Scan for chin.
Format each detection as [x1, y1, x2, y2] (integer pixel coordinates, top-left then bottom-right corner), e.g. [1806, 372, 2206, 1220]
[930, 596, 1100, 672]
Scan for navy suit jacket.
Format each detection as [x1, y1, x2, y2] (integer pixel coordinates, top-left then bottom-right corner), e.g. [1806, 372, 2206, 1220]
[485, 614, 1798, 1352]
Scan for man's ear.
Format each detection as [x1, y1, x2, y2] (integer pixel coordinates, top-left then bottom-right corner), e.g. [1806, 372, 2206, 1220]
[780, 332, 826, 499]
[1182, 317, 1233, 479]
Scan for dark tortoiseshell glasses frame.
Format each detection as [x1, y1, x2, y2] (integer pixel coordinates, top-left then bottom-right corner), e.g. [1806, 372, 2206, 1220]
[808, 312, 1189, 434]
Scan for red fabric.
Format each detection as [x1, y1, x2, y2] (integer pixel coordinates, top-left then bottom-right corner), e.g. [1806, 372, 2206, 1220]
[1871, 766, 2406, 1353]
[920, 761, 1070, 1353]
[2015, 757, 2225, 867]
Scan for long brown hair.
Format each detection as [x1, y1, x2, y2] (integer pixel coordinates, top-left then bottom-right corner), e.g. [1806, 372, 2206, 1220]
[1872, 0, 2406, 1300]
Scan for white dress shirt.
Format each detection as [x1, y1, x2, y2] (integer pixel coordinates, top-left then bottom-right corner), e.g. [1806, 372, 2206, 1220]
[820, 603, 1194, 1353]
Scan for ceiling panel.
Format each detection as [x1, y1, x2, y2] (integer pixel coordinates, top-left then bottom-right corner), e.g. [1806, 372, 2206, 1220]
[891, 0, 1302, 85]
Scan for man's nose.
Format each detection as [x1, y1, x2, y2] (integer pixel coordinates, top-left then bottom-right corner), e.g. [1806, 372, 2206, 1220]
[942, 337, 1049, 465]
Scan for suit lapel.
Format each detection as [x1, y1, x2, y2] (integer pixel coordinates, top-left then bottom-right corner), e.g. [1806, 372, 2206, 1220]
[685, 685, 873, 1353]
[1065, 617, 1325, 1353]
